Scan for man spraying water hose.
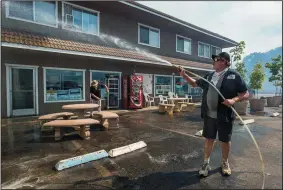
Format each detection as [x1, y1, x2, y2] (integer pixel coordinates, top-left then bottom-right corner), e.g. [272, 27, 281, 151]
[179, 52, 249, 177]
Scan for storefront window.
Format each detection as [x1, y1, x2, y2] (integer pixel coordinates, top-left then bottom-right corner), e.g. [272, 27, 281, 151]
[174, 76, 188, 97]
[45, 68, 84, 102]
[188, 85, 203, 97]
[154, 75, 173, 97]
[91, 71, 121, 99]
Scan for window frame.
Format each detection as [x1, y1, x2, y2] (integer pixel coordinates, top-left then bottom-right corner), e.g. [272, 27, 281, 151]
[43, 67, 86, 103]
[176, 34, 192, 55]
[5, 1, 58, 28]
[138, 23, 160, 48]
[153, 74, 173, 98]
[173, 76, 189, 96]
[174, 76, 203, 97]
[62, 1, 100, 36]
[90, 70, 122, 100]
[198, 41, 211, 58]
[187, 76, 203, 97]
[211, 45, 222, 56]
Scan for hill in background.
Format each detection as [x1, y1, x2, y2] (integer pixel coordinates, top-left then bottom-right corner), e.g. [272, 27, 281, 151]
[242, 46, 282, 94]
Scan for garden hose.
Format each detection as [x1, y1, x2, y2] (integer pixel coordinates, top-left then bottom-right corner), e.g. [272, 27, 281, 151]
[174, 65, 265, 189]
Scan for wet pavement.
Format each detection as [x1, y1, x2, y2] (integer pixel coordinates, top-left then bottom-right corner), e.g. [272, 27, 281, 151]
[1, 107, 282, 189]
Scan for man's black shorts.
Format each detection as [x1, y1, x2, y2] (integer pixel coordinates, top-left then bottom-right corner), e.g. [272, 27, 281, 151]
[202, 116, 234, 142]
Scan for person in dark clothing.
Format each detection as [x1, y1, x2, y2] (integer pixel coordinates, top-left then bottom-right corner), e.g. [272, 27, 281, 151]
[179, 52, 249, 177]
[90, 80, 109, 111]
[90, 80, 101, 101]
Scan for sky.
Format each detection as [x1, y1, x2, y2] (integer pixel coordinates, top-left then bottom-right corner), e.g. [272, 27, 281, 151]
[138, 1, 282, 56]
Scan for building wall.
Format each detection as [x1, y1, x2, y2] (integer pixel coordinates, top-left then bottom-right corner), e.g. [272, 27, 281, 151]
[1, 48, 207, 118]
[1, 1, 227, 65]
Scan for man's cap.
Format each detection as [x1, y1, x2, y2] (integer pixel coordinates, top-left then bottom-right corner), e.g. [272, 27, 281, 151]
[211, 52, 230, 62]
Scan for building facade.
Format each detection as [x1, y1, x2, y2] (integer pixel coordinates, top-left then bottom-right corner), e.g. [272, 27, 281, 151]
[1, 1, 238, 118]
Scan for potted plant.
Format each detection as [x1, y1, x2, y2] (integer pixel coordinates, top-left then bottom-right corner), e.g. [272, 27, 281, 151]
[249, 63, 266, 112]
[230, 41, 249, 115]
[265, 55, 282, 107]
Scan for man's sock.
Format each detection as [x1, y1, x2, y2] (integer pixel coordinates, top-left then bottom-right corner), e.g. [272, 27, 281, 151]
[222, 158, 228, 164]
[204, 158, 210, 164]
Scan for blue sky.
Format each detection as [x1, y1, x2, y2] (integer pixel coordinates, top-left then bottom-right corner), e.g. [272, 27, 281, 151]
[138, 1, 282, 56]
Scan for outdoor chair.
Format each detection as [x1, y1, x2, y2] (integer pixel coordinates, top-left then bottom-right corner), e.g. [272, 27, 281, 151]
[158, 95, 168, 104]
[144, 92, 155, 107]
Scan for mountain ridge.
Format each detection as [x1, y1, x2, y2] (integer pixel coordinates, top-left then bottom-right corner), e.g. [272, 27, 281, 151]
[242, 46, 282, 94]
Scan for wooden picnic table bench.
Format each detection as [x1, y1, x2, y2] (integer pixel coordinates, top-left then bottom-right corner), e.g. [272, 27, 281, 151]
[43, 119, 100, 140]
[38, 112, 77, 130]
[168, 97, 187, 112]
[91, 111, 119, 130]
[159, 103, 175, 116]
[62, 104, 99, 119]
[184, 103, 196, 112]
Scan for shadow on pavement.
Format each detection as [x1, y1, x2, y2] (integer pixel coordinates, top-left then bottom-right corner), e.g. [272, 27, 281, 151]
[74, 168, 221, 189]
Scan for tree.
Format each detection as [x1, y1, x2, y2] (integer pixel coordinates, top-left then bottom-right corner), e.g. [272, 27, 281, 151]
[229, 41, 246, 68]
[249, 63, 265, 98]
[230, 41, 247, 81]
[235, 62, 247, 82]
[265, 55, 283, 96]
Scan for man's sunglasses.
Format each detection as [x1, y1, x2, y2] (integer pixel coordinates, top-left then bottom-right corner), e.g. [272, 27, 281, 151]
[214, 57, 226, 62]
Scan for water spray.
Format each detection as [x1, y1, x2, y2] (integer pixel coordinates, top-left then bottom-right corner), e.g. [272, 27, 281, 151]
[173, 65, 265, 190]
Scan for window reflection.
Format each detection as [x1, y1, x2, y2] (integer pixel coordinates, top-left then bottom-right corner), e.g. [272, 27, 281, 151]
[45, 69, 84, 102]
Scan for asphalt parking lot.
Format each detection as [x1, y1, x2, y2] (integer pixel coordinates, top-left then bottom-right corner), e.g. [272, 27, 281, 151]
[1, 107, 282, 189]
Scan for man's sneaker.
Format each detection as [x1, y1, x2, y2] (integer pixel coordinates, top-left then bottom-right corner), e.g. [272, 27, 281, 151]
[221, 161, 231, 176]
[199, 162, 211, 177]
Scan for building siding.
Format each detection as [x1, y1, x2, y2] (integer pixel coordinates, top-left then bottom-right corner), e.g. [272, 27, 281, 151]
[1, 48, 206, 117]
[1, 1, 227, 65]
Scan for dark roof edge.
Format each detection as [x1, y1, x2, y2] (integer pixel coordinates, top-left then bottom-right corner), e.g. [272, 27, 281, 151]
[120, 1, 239, 46]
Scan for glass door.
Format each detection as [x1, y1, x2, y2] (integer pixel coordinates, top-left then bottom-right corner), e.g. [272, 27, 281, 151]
[10, 67, 36, 116]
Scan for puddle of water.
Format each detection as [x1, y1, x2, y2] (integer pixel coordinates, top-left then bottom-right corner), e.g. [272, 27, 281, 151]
[1, 177, 34, 189]
[146, 151, 200, 165]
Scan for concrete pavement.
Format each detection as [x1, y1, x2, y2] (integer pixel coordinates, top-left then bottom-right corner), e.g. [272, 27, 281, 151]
[1, 107, 282, 189]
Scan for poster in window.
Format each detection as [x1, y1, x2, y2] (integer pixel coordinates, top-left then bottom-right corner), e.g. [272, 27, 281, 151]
[137, 73, 152, 94]
[57, 90, 70, 100]
[69, 88, 82, 100]
[46, 90, 57, 101]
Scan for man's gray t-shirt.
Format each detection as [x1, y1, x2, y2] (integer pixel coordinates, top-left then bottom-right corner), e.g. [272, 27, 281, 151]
[206, 73, 225, 119]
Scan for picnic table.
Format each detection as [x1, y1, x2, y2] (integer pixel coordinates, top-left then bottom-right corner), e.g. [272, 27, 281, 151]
[168, 97, 187, 112]
[62, 104, 99, 119]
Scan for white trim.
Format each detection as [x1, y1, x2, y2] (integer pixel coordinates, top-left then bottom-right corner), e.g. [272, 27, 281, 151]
[62, 1, 100, 36]
[2, 42, 213, 72]
[120, 1, 238, 46]
[6, 65, 10, 117]
[42, 67, 86, 72]
[138, 23, 160, 48]
[210, 45, 222, 55]
[1, 42, 170, 66]
[153, 74, 173, 98]
[198, 41, 211, 58]
[6, 1, 59, 28]
[5, 64, 39, 117]
[176, 34, 192, 55]
[90, 70, 122, 100]
[5, 63, 39, 68]
[43, 67, 86, 103]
